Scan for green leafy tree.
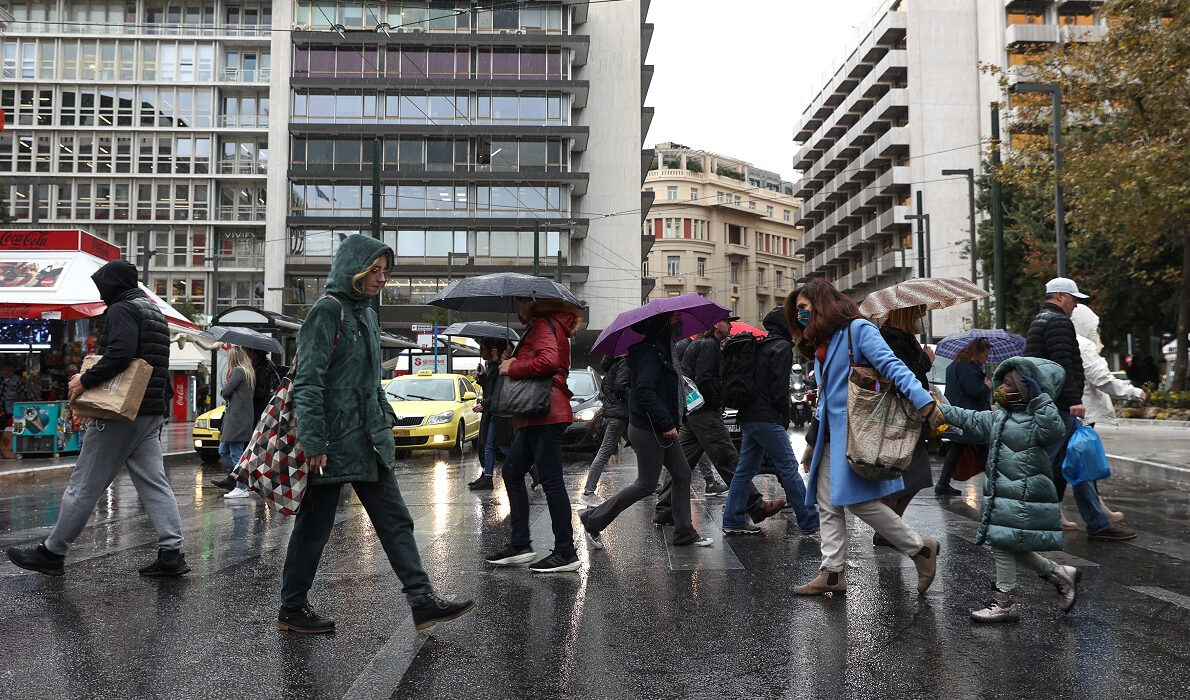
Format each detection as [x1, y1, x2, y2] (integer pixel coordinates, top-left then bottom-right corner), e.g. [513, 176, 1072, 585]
[988, 0, 1190, 385]
[172, 296, 201, 323]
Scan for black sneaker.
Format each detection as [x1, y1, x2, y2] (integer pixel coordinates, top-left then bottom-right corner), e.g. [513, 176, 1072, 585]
[6, 543, 65, 577]
[704, 482, 729, 498]
[652, 513, 675, 526]
[277, 603, 335, 634]
[529, 550, 580, 573]
[409, 592, 476, 631]
[138, 548, 191, 577]
[935, 484, 961, 496]
[468, 474, 494, 491]
[210, 475, 237, 491]
[484, 544, 537, 566]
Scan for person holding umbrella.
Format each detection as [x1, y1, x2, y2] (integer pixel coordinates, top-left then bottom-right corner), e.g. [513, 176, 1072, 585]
[468, 337, 514, 491]
[579, 301, 714, 550]
[483, 297, 584, 573]
[935, 338, 993, 495]
[214, 345, 257, 499]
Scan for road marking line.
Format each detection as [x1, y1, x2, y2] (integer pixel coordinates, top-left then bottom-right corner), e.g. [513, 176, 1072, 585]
[1127, 586, 1190, 611]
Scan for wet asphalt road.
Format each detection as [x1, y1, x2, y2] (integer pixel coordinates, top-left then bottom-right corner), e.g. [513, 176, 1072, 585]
[0, 429, 1187, 700]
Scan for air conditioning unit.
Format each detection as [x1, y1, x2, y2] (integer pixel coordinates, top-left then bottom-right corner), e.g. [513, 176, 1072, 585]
[409, 26, 425, 33]
[515, 29, 527, 35]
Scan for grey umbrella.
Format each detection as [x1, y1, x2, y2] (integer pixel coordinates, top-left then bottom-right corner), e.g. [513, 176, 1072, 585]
[202, 326, 284, 355]
[428, 272, 582, 313]
[439, 321, 521, 342]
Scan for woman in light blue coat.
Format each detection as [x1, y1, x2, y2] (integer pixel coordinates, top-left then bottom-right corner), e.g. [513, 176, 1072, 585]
[787, 279, 947, 596]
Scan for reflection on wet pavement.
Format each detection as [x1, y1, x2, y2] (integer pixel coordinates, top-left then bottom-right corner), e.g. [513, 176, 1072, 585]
[0, 429, 1187, 699]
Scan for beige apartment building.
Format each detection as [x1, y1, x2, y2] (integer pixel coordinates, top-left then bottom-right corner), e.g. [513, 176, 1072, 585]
[642, 143, 801, 324]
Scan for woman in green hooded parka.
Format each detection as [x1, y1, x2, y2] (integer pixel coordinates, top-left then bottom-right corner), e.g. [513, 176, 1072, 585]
[277, 234, 474, 635]
[939, 356, 1082, 624]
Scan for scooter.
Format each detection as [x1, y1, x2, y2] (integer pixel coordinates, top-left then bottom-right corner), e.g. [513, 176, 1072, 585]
[790, 366, 812, 428]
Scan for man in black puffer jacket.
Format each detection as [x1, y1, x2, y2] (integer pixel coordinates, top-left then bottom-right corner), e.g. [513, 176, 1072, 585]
[721, 308, 821, 535]
[1025, 277, 1134, 541]
[6, 260, 190, 577]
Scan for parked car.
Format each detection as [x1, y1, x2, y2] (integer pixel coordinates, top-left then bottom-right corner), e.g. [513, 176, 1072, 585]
[192, 405, 224, 463]
[386, 370, 481, 457]
[562, 367, 606, 451]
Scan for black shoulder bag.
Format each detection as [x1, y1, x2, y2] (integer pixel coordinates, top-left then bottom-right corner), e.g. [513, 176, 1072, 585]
[488, 318, 564, 418]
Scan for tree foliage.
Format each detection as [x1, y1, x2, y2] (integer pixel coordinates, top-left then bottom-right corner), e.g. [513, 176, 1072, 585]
[987, 0, 1190, 385]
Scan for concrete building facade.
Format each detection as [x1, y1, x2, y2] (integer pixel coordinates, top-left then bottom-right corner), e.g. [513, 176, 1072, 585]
[792, 0, 1105, 338]
[1, 0, 649, 336]
[643, 142, 801, 324]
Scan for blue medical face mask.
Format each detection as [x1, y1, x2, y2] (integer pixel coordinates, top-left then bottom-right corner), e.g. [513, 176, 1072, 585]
[797, 308, 811, 326]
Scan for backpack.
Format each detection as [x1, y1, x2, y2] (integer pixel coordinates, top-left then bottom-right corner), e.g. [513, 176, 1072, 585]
[719, 332, 760, 409]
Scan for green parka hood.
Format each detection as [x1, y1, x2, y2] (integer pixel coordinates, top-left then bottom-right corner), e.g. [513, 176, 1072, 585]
[326, 234, 394, 303]
[992, 356, 1065, 399]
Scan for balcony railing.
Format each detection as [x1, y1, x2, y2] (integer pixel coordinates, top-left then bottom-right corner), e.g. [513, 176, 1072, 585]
[4, 20, 270, 38]
[220, 67, 271, 83]
[217, 160, 268, 175]
[217, 115, 269, 128]
[218, 205, 266, 221]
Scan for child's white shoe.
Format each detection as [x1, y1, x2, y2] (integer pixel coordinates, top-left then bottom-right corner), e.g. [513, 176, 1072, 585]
[1043, 564, 1081, 613]
[970, 589, 1019, 623]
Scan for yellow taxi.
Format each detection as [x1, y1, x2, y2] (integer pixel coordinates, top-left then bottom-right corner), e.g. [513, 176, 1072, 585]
[386, 370, 481, 456]
[192, 405, 225, 463]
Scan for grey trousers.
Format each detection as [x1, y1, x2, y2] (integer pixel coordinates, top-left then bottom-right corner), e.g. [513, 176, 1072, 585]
[992, 548, 1056, 592]
[583, 424, 697, 540]
[816, 453, 924, 572]
[45, 415, 184, 556]
[656, 408, 759, 519]
[582, 417, 628, 493]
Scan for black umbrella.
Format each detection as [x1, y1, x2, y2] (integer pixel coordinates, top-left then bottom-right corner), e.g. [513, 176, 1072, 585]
[439, 321, 521, 342]
[428, 272, 582, 313]
[202, 326, 284, 355]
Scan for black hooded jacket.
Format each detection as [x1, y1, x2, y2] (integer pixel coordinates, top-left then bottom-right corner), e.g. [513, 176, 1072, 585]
[84, 260, 172, 418]
[599, 355, 630, 421]
[1025, 302, 1083, 410]
[737, 307, 794, 427]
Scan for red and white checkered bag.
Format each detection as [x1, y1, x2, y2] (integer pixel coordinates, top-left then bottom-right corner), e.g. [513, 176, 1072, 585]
[231, 374, 309, 515]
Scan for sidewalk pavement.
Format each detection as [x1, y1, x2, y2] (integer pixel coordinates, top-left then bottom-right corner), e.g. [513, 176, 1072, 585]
[1094, 419, 1190, 486]
[0, 421, 197, 481]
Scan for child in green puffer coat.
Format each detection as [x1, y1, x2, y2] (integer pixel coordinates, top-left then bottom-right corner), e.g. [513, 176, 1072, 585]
[939, 356, 1082, 623]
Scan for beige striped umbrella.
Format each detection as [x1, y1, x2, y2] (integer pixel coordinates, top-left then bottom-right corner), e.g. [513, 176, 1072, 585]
[859, 276, 989, 320]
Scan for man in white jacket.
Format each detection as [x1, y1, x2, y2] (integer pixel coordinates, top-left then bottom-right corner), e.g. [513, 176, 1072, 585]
[1071, 304, 1146, 523]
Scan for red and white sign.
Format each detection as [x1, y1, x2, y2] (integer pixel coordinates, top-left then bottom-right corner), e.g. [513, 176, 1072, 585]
[0, 229, 120, 261]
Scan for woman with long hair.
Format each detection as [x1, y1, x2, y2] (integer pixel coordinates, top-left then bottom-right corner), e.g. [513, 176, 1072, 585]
[279, 234, 473, 634]
[873, 304, 935, 536]
[579, 312, 712, 550]
[787, 279, 945, 596]
[216, 345, 256, 499]
[935, 338, 992, 495]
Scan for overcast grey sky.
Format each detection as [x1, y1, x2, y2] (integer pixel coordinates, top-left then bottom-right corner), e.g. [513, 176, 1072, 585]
[644, 0, 886, 180]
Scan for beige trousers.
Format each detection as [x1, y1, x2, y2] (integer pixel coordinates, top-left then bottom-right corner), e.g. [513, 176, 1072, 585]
[816, 453, 926, 572]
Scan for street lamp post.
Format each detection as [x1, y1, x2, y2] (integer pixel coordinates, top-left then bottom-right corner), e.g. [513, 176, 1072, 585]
[1011, 82, 1067, 276]
[942, 168, 979, 324]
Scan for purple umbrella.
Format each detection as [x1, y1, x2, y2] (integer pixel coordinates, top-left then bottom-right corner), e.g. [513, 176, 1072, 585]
[936, 328, 1026, 363]
[593, 294, 731, 356]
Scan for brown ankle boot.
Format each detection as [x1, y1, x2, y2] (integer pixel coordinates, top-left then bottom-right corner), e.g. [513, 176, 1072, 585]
[793, 568, 847, 595]
[912, 538, 941, 593]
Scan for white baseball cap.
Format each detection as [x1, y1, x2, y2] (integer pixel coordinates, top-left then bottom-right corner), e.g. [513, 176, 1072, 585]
[1045, 277, 1089, 299]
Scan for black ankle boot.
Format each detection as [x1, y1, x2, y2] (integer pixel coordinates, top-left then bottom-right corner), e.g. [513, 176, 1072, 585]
[277, 603, 336, 634]
[6, 543, 65, 577]
[409, 592, 475, 631]
[138, 548, 191, 577]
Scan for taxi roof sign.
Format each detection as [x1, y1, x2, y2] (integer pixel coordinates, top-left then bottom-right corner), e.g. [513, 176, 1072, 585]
[417, 369, 434, 376]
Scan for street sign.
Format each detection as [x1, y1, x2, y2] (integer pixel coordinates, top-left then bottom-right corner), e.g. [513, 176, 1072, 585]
[411, 355, 447, 373]
[411, 323, 434, 333]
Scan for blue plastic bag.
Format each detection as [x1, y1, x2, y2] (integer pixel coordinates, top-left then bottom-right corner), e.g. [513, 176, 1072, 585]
[1061, 423, 1112, 484]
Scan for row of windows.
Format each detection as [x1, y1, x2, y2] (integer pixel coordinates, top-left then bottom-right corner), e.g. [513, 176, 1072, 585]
[646, 218, 710, 241]
[2, 39, 270, 83]
[291, 137, 569, 173]
[94, 226, 263, 270]
[0, 130, 267, 176]
[648, 184, 794, 221]
[651, 256, 790, 289]
[295, 1, 566, 34]
[291, 91, 569, 125]
[2, 87, 221, 129]
[4, 180, 216, 222]
[294, 46, 567, 80]
[290, 184, 569, 218]
[6, 2, 272, 30]
[292, 228, 568, 264]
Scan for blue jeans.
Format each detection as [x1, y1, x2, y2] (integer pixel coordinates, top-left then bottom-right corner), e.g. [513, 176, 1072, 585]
[219, 440, 248, 475]
[480, 422, 498, 477]
[502, 423, 574, 557]
[723, 422, 820, 531]
[1048, 411, 1110, 534]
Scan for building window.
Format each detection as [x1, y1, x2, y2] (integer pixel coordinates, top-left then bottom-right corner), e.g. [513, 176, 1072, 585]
[748, 200, 756, 210]
[730, 262, 740, 284]
[666, 185, 677, 200]
[783, 209, 791, 221]
[697, 257, 706, 277]
[757, 268, 766, 286]
[644, 187, 653, 193]
[690, 187, 698, 201]
[727, 224, 743, 246]
[766, 205, 774, 217]
[716, 191, 724, 203]
[730, 296, 739, 314]
[776, 270, 784, 289]
[667, 256, 680, 276]
[642, 259, 649, 277]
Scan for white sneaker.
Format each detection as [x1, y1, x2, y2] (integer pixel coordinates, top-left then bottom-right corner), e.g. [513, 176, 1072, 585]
[578, 492, 603, 508]
[223, 487, 251, 499]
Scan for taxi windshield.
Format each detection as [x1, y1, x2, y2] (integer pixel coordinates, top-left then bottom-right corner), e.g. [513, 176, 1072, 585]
[386, 378, 456, 402]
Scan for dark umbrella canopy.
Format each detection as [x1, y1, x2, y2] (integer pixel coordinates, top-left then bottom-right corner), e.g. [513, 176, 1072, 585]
[593, 294, 731, 356]
[202, 326, 283, 355]
[935, 328, 1026, 363]
[428, 272, 582, 313]
[439, 321, 520, 342]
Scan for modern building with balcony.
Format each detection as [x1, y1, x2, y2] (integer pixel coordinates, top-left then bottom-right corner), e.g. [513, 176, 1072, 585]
[1, 0, 649, 338]
[643, 142, 802, 323]
[1, 0, 272, 316]
[792, 0, 1105, 337]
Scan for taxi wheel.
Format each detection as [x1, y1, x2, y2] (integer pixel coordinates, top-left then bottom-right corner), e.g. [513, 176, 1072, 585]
[451, 420, 465, 458]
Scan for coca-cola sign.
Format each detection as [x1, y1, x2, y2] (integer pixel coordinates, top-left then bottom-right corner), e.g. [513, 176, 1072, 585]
[0, 229, 119, 260]
[0, 231, 50, 249]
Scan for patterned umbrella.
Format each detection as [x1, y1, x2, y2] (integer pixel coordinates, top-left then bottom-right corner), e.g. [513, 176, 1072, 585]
[859, 277, 989, 320]
[936, 329, 1026, 363]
